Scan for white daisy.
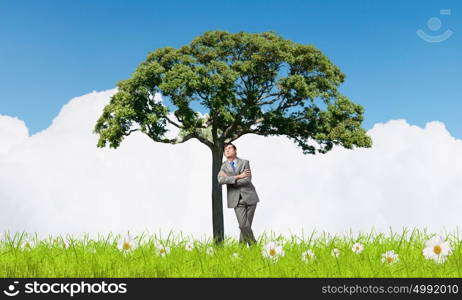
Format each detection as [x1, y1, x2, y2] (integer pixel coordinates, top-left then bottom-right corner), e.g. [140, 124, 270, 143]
[117, 235, 138, 253]
[352, 242, 364, 254]
[157, 245, 170, 257]
[301, 249, 316, 262]
[331, 248, 341, 258]
[231, 252, 240, 259]
[20, 239, 35, 250]
[151, 241, 160, 249]
[423, 235, 452, 264]
[206, 246, 214, 256]
[185, 241, 195, 251]
[381, 250, 399, 264]
[62, 239, 71, 249]
[262, 241, 285, 261]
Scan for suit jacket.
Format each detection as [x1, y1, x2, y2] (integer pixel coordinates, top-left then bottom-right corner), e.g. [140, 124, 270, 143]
[217, 157, 260, 208]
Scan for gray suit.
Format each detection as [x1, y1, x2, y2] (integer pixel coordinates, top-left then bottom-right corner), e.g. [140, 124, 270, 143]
[217, 157, 259, 245]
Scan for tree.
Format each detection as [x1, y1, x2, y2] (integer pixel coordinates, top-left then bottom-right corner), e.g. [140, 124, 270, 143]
[93, 30, 373, 245]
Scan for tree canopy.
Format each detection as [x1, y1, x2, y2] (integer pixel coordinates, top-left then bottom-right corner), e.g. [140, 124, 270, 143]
[94, 30, 372, 154]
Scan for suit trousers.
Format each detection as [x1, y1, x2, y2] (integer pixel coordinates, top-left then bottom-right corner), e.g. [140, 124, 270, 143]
[234, 194, 257, 246]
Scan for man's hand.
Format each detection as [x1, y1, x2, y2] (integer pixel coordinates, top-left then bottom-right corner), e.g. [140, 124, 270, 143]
[236, 168, 251, 179]
[218, 169, 251, 179]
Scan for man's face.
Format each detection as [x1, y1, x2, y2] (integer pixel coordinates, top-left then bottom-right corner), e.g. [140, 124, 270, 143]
[224, 145, 236, 159]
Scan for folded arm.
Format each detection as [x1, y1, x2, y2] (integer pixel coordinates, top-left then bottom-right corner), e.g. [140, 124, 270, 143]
[216, 160, 252, 187]
[234, 160, 252, 187]
[217, 164, 237, 185]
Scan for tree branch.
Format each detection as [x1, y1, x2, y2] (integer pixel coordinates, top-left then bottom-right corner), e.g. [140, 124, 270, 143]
[257, 94, 280, 105]
[222, 120, 237, 141]
[225, 128, 253, 144]
[174, 132, 196, 144]
[123, 129, 140, 136]
[223, 117, 264, 144]
[193, 131, 214, 148]
[165, 115, 184, 129]
[275, 95, 302, 112]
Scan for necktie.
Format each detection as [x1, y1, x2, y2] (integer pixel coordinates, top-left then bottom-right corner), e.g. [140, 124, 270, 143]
[231, 161, 236, 174]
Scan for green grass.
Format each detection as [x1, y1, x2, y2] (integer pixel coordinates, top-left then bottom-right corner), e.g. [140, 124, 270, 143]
[0, 228, 461, 277]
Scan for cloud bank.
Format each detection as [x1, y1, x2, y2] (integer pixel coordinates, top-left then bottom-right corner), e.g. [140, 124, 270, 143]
[1, 88, 461, 241]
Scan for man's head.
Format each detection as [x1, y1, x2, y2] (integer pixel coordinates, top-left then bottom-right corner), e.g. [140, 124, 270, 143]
[223, 143, 237, 160]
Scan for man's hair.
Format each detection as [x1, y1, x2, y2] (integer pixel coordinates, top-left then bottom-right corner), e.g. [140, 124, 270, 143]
[224, 143, 236, 150]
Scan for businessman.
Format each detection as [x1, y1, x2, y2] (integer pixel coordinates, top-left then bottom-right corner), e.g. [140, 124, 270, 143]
[217, 143, 260, 246]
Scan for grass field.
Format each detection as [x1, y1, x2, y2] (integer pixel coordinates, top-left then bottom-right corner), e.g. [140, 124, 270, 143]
[0, 228, 460, 277]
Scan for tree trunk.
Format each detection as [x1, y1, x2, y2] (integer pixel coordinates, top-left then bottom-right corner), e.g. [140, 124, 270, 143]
[211, 145, 225, 245]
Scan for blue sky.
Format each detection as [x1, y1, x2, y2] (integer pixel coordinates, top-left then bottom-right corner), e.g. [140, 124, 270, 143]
[0, 0, 461, 138]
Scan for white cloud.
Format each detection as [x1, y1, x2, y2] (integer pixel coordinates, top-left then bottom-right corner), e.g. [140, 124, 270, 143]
[0, 115, 29, 155]
[0, 88, 461, 241]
